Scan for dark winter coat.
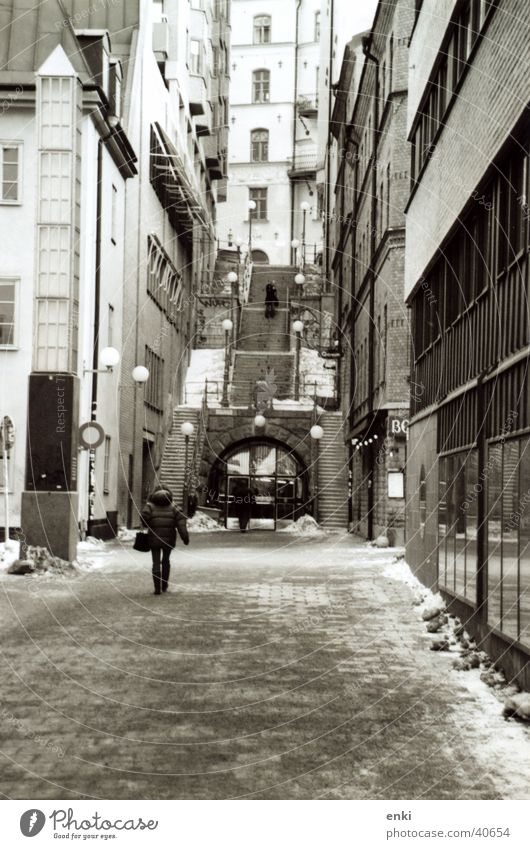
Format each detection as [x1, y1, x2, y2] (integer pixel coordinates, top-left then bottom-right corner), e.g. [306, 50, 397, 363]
[232, 482, 255, 520]
[141, 488, 189, 549]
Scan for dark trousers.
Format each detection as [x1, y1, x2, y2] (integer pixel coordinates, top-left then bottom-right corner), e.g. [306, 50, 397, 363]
[151, 545, 171, 593]
[238, 513, 250, 531]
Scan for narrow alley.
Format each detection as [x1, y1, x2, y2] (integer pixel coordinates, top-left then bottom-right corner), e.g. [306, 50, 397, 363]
[1, 534, 529, 801]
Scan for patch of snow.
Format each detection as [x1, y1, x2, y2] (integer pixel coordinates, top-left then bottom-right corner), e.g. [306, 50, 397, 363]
[117, 527, 136, 542]
[188, 510, 227, 533]
[300, 348, 336, 397]
[76, 538, 112, 571]
[0, 539, 19, 572]
[277, 515, 326, 537]
[185, 349, 225, 407]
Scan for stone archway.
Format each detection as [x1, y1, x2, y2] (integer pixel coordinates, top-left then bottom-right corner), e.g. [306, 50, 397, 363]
[206, 435, 310, 530]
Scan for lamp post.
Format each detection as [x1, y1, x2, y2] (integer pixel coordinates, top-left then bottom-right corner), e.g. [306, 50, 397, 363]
[247, 199, 256, 254]
[310, 423, 324, 524]
[181, 420, 195, 514]
[300, 201, 310, 268]
[291, 237, 300, 267]
[221, 317, 233, 407]
[293, 319, 304, 401]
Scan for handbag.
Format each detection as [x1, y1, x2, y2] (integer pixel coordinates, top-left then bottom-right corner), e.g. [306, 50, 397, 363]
[133, 531, 150, 552]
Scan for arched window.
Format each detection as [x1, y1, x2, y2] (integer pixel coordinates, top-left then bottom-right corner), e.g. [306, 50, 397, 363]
[251, 128, 269, 162]
[251, 249, 269, 264]
[252, 69, 270, 103]
[254, 14, 271, 44]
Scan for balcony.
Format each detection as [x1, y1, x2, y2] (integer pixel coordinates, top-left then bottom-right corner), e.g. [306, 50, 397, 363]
[152, 21, 169, 60]
[288, 145, 318, 177]
[297, 94, 318, 118]
[189, 75, 206, 116]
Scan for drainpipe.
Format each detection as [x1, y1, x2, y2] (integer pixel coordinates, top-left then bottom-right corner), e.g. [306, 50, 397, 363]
[87, 137, 104, 533]
[290, 0, 302, 261]
[324, 0, 335, 289]
[362, 34, 379, 541]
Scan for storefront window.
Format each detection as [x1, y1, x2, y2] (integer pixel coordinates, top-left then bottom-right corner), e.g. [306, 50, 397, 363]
[519, 438, 530, 643]
[502, 440, 520, 638]
[439, 449, 478, 602]
[487, 442, 503, 629]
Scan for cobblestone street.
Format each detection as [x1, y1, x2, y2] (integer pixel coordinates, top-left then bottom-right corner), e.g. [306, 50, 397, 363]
[1, 533, 529, 800]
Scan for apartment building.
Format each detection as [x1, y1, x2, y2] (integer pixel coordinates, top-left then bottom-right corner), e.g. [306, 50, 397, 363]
[0, 0, 230, 558]
[405, 0, 530, 685]
[219, 0, 322, 265]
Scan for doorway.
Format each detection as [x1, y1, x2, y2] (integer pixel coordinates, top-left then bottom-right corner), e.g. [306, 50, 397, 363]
[210, 440, 306, 530]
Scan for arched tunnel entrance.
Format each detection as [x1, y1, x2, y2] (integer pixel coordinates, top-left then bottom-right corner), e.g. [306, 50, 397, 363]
[207, 438, 309, 530]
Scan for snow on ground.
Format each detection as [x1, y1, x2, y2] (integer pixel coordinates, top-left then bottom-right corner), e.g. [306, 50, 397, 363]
[0, 540, 19, 572]
[188, 510, 227, 533]
[185, 349, 225, 407]
[76, 537, 113, 571]
[117, 527, 136, 542]
[277, 515, 326, 537]
[300, 347, 336, 397]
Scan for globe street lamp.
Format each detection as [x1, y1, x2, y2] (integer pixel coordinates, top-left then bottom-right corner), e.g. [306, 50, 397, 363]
[294, 272, 305, 286]
[254, 413, 266, 428]
[293, 320, 304, 401]
[132, 365, 149, 384]
[248, 199, 256, 253]
[181, 420, 195, 513]
[300, 200, 310, 267]
[221, 318, 233, 407]
[310, 422, 324, 524]
[291, 237, 300, 266]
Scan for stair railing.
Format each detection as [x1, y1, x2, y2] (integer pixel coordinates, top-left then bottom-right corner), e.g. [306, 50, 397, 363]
[186, 379, 209, 507]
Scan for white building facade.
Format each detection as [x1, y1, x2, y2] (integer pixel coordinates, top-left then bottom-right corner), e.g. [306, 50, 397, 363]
[219, 0, 322, 266]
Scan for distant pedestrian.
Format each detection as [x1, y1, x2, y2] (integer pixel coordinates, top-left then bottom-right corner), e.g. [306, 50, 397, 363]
[141, 486, 189, 595]
[265, 283, 279, 319]
[232, 479, 255, 532]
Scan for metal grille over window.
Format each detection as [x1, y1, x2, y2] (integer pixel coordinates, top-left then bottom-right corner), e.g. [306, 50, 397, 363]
[147, 234, 183, 319]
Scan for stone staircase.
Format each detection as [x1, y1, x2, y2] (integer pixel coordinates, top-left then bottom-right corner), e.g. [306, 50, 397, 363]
[230, 352, 295, 407]
[317, 411, 349, 530]
[158, 407, 200, 506]
[248, 265, 298, 306]
[238, 305, 291, 352]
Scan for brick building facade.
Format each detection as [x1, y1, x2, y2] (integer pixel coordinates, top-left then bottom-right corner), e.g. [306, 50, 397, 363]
[405, 0, 530, 686]
[329, 0, 413, 544]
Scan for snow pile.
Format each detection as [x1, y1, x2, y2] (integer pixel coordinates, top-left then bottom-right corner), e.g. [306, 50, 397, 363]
[117, 527, 136, 542]
[0, 540, 20, 572]
[185, 349, 225, 407]
[76, 537, 112, 571]
[188, 510, 226, 533]
[300, 348, 336, 398]
[7, 545, 76, 576]
[277, 515, 326, 537]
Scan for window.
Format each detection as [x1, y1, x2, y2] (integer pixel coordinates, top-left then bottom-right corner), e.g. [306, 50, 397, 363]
[1, 144, 20, 203]
[252, 69, 270, 103]
[111, 184, 117, 244]
[109, 60, 122, 118]
[212, 46, 219, 76]
[251, 128, 269, 162]
[190, 39, 202, 74]
[439, 450, 478, 604]
[145, 345, 164, 412]
[103, 436, 111, 495]
[254, 14, 271, 44]
[249, 187, 267, 220]
[152, 0, 165, 23]
[107, 303, 114, 347]
[314, 10, 321, 41]
[147, 235, 183, 317]
[0, 279, 16, 346]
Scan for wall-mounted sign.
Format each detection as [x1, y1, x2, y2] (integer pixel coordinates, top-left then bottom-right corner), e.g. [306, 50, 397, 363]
[0, 415, 15, 454]
[387, 416, 409, 438]
[79, 421, 105, 450]
[388, 470, 404, 499]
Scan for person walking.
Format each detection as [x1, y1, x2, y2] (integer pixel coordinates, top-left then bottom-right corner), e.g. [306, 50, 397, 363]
[232, 479, 255, 532]
[264, 282, 279, 319]
[141, 485, 189, 595]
